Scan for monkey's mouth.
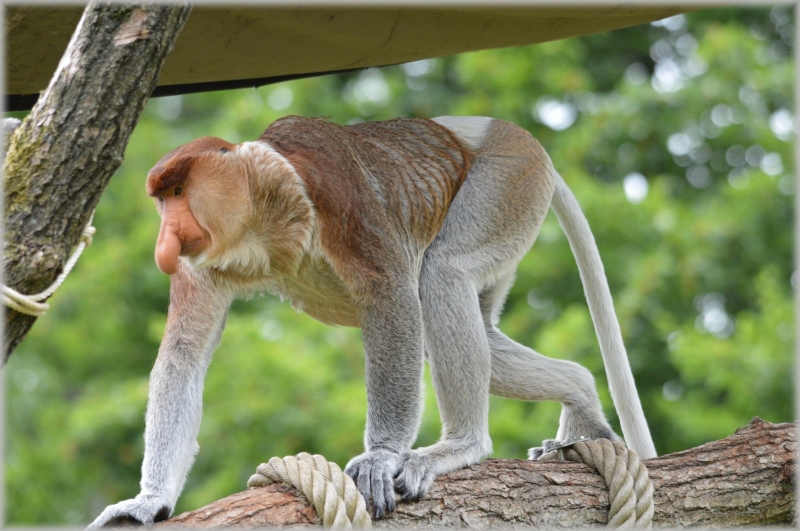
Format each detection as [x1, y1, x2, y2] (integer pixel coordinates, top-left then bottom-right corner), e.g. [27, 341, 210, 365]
[180, 237, 208, 256]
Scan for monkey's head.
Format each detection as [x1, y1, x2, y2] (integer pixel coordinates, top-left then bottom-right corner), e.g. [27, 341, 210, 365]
[147, 137, 252, 275]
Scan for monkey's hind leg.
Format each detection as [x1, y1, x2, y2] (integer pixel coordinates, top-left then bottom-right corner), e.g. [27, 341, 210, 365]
[477, 276, 618, 459]
[395, 119, 560, 500]
[486, 326, 619, 459]
[395, 122, 553, 501]
[394, 263, 493, 501]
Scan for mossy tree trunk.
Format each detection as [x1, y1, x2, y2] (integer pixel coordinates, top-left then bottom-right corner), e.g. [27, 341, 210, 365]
[3, 2, 191, 361]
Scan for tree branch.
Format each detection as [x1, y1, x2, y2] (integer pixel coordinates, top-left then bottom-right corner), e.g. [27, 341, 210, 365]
[159, 418, 795, 528]
[3, 2, 191, 360]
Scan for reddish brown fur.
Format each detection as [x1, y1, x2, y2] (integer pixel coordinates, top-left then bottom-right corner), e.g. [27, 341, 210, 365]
[259, 116, 471, 300]
[147, 137, 236, 197]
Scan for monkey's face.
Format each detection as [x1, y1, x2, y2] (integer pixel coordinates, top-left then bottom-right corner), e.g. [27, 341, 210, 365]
[147, 137, 251, 275]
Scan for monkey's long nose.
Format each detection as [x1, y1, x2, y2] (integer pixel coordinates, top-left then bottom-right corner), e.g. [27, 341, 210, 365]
[155, 219, 181, 275]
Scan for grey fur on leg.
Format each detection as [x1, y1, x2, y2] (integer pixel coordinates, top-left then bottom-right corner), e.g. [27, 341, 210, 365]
[395, 118, 553, 501]
[89, 267, 231, 527]
[487, 329, 618, 438]
[480, 274, 621, 458]
[394, 266, 494, 500]
[350, 280, 424, 518]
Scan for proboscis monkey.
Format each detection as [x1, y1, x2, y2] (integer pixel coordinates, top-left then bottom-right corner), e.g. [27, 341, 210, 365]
[89, 115, 655, 526]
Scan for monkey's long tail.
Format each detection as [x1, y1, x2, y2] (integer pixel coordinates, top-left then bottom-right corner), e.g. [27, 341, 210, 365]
[550, 171, 657, 460]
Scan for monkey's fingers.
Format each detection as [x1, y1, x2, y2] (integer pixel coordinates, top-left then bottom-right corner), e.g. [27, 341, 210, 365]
[344, 450, 399, 519]
[371, 467, 396, 519]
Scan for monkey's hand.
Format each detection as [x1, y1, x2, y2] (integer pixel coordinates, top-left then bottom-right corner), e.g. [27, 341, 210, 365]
[344, 449, 399, 519]
[87, 493, 171, 528]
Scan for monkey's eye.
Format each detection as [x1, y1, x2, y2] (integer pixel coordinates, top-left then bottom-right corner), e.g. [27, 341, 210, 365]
[219, 147, 229, 154]
[174, 187, 184, 196]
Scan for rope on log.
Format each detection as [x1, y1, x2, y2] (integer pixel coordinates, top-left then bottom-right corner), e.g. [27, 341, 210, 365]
[248, 441, 652, 529]
[248, 452, 371, 529]
[538, 438, 654, 529]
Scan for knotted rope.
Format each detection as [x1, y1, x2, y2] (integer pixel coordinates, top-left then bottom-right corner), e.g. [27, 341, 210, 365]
[538, 438, 653, 529]
[3, 213, 96, 317]
[248, 452, 371, 529]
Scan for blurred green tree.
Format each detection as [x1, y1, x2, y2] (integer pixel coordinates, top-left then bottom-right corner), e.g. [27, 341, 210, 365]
[5, 6, 793, 525]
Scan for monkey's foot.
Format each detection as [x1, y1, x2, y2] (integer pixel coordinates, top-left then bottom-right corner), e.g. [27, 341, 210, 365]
[395, 440, 490, 502]
[528, 426, 623, 460]
[394, 451, 437, 501]
[344, 449, 399, 519]
[527, 445, 547, 461]
[527, 437, 590, 461]
[529, 412, 621, 460]
[87, 493, 171, 528]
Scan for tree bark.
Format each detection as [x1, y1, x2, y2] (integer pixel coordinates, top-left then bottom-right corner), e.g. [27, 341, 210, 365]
[3, 2, 191, 360]
[159, 418, 795, 528]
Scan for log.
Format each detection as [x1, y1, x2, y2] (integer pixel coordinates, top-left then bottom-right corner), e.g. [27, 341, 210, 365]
[159, 418, 795, 528]
[3, 2, 191, 360]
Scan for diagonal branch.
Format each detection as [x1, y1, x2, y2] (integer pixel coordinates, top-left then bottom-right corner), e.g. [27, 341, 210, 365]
[3, 2, 191, 361]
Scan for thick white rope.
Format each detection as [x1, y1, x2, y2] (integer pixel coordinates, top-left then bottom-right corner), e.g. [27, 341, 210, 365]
[538, 438, 654, 529]
[3, 213, 96, 317]
[248, 452, 371, 529]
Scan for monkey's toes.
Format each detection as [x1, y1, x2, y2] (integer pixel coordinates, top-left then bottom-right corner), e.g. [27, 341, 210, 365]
[394, 453, 436, 501]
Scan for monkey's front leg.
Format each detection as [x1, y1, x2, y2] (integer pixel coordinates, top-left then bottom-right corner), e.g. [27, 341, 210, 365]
[344, 282, 424, 519]
[88, 268, 231, 527]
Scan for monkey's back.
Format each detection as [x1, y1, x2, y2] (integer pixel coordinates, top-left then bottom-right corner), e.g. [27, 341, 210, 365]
[345, 119, 471, 244]
[259, 116, 471, 296]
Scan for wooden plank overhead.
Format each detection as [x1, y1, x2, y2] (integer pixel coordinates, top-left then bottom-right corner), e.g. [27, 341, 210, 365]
[6, 5, 687, 111]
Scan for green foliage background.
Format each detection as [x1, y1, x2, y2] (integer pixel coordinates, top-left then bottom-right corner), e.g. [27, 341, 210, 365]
[5, 7, 794, 525]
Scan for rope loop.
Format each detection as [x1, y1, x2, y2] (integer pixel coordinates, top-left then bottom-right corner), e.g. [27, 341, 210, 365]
[538, 438, 654, 529]
[248, 453, 371, 529]
[3, 212, 96, 317]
